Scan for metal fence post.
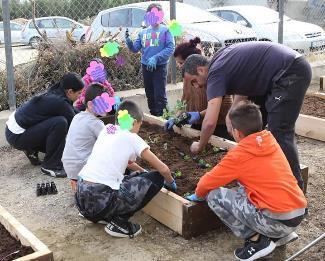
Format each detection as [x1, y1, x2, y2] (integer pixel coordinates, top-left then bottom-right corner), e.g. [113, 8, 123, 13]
[170, 0, 177, 84]
[278, 0, 284, 44]
[2, 0, 16, 111]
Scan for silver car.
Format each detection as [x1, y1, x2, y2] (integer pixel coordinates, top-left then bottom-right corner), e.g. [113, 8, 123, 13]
[0, 22, 23, 44]
[21, 16, 88, 48]
[86, 1, 257, 55]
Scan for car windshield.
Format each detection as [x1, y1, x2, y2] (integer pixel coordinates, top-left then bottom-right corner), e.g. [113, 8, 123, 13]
[240, 7, 290, 24]
[163, 3, 222, 24]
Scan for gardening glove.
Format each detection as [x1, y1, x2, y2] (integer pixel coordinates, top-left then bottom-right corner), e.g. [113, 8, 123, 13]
[125, 28, 133, 46]
[164, 179, 177, 192]
[187, 111, 201, 125]
[185, 193, 205, 202]
[164, 118, 176, 131]
[147, 56, 157, 72]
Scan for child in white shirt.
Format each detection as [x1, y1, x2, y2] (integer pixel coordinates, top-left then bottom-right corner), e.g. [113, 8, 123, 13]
[76, 100, 176, 238]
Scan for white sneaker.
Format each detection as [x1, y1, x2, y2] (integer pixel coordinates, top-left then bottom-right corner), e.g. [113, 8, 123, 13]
[274, 232, 299, 247]
[78, 212, 108, 225]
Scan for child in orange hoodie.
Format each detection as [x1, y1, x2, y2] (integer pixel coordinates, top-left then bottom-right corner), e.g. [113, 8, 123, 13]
[186, 101, 307, 261]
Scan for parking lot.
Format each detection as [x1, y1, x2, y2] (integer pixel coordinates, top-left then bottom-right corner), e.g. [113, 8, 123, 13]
[0, 45, 38, 70]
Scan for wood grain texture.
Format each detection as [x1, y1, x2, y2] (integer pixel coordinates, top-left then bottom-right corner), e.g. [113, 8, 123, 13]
[296, 114, 325, 141]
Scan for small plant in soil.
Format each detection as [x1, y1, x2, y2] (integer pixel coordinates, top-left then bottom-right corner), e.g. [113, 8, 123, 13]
[183, 192, 191, 197]
[198, 159, 211, 169]
[213, 146, 227, 154]
[174, 170, 182, 178]
[162, 99, 187, 120]
[183, 155, 191, 161]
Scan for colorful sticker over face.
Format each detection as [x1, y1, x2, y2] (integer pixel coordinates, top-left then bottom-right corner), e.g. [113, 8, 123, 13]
[117, 110, 134, 130]
[91, 93, 115, 116]
[145, 7, 164, 27]
[106, 124, 117, 134]
[86, 61, 107, 83]
[115, 55, 126, 67]
[168, 20, 183, 37]
[100, 41, 120, 57]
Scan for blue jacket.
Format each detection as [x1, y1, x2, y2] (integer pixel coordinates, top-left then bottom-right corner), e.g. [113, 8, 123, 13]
[126, 24, 175, 66]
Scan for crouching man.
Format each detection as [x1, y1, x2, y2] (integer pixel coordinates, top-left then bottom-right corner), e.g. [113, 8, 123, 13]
[186, 101, 307, 261]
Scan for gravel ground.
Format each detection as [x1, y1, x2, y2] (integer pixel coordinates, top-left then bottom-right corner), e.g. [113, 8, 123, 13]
[0, 136, 324, 261]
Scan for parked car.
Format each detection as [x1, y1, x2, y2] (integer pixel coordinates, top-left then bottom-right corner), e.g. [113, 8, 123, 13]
[87, 1, 257, 56]
[21, 16, 88, 48]
[0, 21, 23, 44]
[208, 5, 325, 54]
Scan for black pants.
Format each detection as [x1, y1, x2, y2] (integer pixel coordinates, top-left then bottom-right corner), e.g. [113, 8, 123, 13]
[5, 116, 68, 169]
[142, 64, 168, 116]
[76, 171, 164, 223]
[250, 56, 312, 190]
[192, 123, 235, 141]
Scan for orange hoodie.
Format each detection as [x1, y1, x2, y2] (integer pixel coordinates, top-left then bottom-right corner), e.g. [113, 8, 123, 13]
[196, 130, 307, 213]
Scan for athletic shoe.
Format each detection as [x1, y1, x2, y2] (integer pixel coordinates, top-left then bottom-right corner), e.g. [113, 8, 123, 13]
[23, 150, 41, 166]
[234, 235, 276, 261]
[105, 219, 142, 238]
[41, 167, 67, 178]
[274, 232, 299, 247]
[78, 212, 108, 225]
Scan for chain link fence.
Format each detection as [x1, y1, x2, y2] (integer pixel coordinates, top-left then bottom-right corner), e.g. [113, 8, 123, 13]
[1, 0, 325, 110]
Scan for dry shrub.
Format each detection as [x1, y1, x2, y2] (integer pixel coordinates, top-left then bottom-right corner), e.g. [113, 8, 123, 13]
[0, 42, 142, 111]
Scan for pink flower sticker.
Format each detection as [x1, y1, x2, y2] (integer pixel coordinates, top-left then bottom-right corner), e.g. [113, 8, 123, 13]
[106, 124, 117, 134]
[145, 7, 164, 27]
[86, 61, 107, 83]
[115, 55, 125, 67]
[91, 93, 116, 116]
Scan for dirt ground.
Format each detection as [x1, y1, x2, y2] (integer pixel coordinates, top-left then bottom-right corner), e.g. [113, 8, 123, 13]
[0, 135, 324, 261]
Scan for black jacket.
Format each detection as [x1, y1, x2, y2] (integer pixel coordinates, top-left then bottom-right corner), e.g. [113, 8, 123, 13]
[15, 88, 77, 129]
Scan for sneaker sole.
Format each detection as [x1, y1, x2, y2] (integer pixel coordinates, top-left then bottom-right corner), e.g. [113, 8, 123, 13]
[234, 240, 276, 261]
[78, 213, 108, 225]
[104, 225, 142, 238]
[275, 232, 299, 247]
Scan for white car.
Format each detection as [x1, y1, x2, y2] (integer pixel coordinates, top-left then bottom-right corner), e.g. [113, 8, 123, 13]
[86, 1, 257, 55]
[0, 22, 23, 44]
[21, 16, 88, 48]
[208, 5, 325, 54]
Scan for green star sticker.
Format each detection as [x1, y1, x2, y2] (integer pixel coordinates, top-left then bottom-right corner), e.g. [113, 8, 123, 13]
[168, 20, 183, 37]
[118, 110, 134, 130]
[100, 41, 120, 57]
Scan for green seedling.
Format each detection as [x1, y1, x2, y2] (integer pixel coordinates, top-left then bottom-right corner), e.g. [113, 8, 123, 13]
[213, 146, 227, 154]
[183, 192, 191, 198]
[183, 155, 191, 161]
[174, 170, 182, 177]
[198, 159, 210, 169]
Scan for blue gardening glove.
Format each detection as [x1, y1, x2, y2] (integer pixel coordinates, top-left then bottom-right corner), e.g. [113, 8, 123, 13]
[164, 179, 177, 192]
[186, 193, 205, 202]
[147, 57, 157, 72]
[164, 118, 175, 131]
[188, 111, 201, 125]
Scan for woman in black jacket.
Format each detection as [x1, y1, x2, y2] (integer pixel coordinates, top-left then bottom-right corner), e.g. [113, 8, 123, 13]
[5, 72, 84, 177]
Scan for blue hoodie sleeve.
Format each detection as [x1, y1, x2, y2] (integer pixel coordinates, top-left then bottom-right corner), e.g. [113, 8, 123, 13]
[126, 32, 142, 53]
[152, 29, 175, 64]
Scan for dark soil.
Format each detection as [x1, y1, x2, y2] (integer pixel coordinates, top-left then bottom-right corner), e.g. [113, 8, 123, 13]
[0, 223, 33, 261]
[300, 96, 325, 118]
[139, 123, 226, 196]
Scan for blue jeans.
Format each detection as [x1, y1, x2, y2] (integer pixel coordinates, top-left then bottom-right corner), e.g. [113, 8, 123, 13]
[142, 64, 168, 116]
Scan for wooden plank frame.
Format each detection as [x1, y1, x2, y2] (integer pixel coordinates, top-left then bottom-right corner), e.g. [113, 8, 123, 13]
[296, 92, 325, 141]
[142, 114, 309, 239]
[0, 205, 53, 261]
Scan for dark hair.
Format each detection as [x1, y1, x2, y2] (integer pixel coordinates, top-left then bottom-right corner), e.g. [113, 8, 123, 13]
[228, 101, 263, 136]
[116, 100, 144, 122]
[84, 83, 106, 105]
[48, 72, 84, 93]
[90, 58, 104, 64]
[183, 54, 209, 76]
[174, 37, 202, 61]
[147, 3, 162, 12]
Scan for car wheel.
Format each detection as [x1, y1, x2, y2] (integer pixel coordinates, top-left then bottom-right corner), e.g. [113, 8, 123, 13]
[80, 34, 86, 43]
[29, 36, 40, 48]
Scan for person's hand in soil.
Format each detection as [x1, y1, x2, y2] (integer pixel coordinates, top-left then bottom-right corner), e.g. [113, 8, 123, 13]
[164, 179, 177, 192]
[164, 118, 176, 131]
[190, 141, 203, 154]
[185, 193, 205, 202]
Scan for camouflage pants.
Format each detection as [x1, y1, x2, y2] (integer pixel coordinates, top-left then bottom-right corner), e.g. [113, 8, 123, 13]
[207, 187, 298, 239]
[75, 171, 164, 223]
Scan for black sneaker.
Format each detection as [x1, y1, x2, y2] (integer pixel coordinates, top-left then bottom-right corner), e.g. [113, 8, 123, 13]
[41, 167, 67, 178]
[23, 150, 41, 166]
[234, 235, 276, 261]
[273, 232, 299, 247]
[105, 219, 142, 238]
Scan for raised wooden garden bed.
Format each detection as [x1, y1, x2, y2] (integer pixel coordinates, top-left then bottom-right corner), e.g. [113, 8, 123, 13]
[142, 114, 309, 239]
[296, 93, 325, 141]
[0, 205, 53, 261]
